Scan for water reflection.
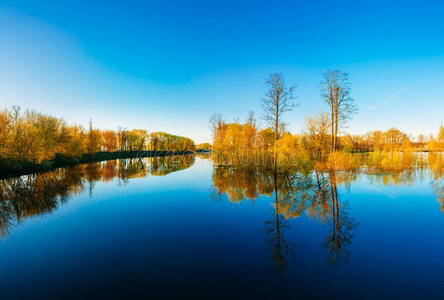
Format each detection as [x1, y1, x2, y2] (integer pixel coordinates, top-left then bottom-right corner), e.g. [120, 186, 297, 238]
[211, 153, 444, 271]
[0, 155, 195, 239]
[428, 153, 444, 212]
[1, 152, 443, 275]
[212, 167, 358, 270]
[323, 172, 358, 267]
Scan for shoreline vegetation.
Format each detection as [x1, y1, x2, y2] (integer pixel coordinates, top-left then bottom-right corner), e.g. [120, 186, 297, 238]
[0, 106, 206, 179]
[1, 71, 443, 179]
[210, 71, 444, 173]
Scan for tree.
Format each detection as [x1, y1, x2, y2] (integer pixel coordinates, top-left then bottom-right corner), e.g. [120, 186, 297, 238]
[383, 128, 408, 152]
[439, 126, 444, 149]
[304, 112, 331, 161]
[321, 70, 357, 151]
[209, 113, 225, 140]
[0, 109, 12, 159]
[127, 129, 148, 151]
[262, 73, 297, 141]
[196, 143, 211, 151]
[246, 111, 256, 128]
[101, 130, 117, 152]
[417, 134, 426, 145]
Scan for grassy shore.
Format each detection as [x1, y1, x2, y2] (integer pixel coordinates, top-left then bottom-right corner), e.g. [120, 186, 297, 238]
[0, 150, 193, 179]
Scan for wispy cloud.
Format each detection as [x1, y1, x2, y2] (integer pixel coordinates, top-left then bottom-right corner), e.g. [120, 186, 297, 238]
[367, 88, 407, 111]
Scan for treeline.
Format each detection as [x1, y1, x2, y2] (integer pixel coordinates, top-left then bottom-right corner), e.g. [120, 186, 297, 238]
[196, 143, 212, 151]
[211, 119, 311, 169]
[102, 130, 195, 153]
[213, 120, 443, 163]
[335, 127, 444, 152]
[0, 106, 195, 174]
[211, 71, 444, 170]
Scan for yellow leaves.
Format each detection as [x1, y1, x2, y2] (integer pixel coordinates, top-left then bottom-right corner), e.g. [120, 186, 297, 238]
[212, 121, 310, 169]
[325, 151, 362, 171]
[87, 129, 102, 154]
[428, 126, 444, 151]
[0, 106, 196, 166]
[197, 143, 211, 150]
[439, 126, 444, 143]
[149, 132, 195, 152]
[212, 167, 272, 203]
[303, 112, 331, 161]
[63, 125, 87, 158]
[275, 133, 310, 168]
[101, 130, 117, 152]
[366, 150, 415, 172]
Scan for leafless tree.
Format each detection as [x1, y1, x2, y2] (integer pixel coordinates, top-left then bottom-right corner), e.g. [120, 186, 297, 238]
[246, 111, 256, 128]
[321, 70, 357, 151]
[262, 73, 297, 141]
[209, 113, 224, 139]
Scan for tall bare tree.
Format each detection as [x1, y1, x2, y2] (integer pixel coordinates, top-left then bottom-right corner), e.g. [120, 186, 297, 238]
[321, 70, 357, 151]
[209, 113, 224, 139]
[262, 73, 297, 141]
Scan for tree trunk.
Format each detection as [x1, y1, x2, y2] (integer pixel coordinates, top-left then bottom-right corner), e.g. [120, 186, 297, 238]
[334, 107, 339, 151]
[331, 105, 335, 152]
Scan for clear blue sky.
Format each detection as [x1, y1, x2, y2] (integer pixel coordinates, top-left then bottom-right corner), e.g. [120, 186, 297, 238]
[0, 0, 443, 143]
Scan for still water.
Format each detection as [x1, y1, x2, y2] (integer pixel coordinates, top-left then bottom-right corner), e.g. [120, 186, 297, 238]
[0, 154, 443, 299]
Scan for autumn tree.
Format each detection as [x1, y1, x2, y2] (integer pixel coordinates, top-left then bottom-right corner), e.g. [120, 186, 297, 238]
[321, 70, 356, 151]
[439, 126, 444, 150]
[304, 112, 331, 161]
[209, 113, 225, 139]
[196, 143, 211, 151]
[417, 134, 426, 145]
[0, 109, 11, 159]
[367, 130, 383, 151]
[427, 126, 444, 151]
[86, 120, 102, 155]
[128, 129, 148, 151]
[383, 128, 409, 152]
[63, 125, 87, 157]
[149, 132, 195, 152]
[101, 130, 118, 152]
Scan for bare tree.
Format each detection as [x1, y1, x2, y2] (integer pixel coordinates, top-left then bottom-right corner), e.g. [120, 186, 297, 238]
[209, 113, 224, 139]
[246, 111, 256, 128]
[321, 70, 357, 151]
[262, 73, 297, 141]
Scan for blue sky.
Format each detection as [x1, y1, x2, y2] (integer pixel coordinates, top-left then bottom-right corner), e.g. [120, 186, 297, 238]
[0, 0, 443, 143]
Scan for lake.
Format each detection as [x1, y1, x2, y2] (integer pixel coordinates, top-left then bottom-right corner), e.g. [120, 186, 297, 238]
[0, 154, 443, 299]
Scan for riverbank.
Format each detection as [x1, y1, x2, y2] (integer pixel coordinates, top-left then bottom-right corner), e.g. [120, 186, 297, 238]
[0, 150, 193, 179]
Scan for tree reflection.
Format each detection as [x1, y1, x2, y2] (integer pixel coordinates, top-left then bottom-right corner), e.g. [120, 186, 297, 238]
[263, 170, 298, 273]
[212, 166, 359, 270]
[211, 153, 444, 270]
[0, 155, 195, 239]
[429, 153, 444, 212]
[323, 171, 358, 267]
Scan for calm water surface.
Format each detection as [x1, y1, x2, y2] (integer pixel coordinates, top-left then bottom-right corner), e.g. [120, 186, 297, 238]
[0, 155, 443, 299]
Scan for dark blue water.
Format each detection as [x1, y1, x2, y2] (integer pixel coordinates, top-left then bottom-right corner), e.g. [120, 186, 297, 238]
[0, 156, 443, 299]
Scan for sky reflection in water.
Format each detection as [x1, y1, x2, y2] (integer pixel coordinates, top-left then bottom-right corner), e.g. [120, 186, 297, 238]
[0, 154, 443, 299]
